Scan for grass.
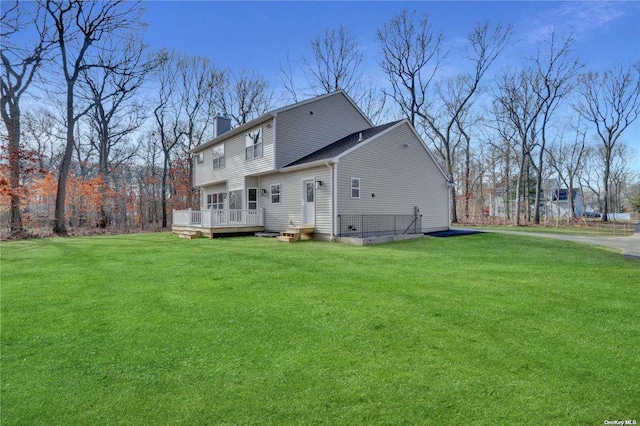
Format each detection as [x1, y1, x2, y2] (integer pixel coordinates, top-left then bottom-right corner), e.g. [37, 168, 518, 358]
[1, 232, 639, 424]
[460, 220, 637, 237]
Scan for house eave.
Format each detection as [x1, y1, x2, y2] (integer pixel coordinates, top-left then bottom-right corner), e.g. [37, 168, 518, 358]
[279, 158, 335, 172]
[192, 113, 276, 154]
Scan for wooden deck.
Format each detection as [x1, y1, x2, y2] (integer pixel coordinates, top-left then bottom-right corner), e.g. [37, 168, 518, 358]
[172, 225, 265, 239]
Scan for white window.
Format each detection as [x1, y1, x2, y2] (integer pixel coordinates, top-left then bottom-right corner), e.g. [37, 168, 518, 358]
[270, 184, 281, 204]
[195, 152, 204, 165]
[351, 178, 360, 199]
[206, 193, 224, 209]
[212, 144, 225, 169]
[245, 128, 263, 160]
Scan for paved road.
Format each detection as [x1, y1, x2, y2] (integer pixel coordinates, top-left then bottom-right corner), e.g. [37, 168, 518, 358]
[457, 223, 640, 260]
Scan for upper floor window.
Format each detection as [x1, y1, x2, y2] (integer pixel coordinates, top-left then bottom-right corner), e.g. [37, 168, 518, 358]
[246, 128, 263, 160]
[351, 177, 360, 199]
[212, 144, 225, 169]
[195, 152, 204, 165]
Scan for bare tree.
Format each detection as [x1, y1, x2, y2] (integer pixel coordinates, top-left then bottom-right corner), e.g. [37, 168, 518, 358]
[176, 54, 224, 208]
[279, 52, 299, 103]
[23, 108, 65, 172]
[282, 24, 385, 123]
[419, 21, 513, 222]
[82, 36, 151, 179]
[0, 1, 49, 236]
[44, 0, 144, 235]
[81, 36, 152, 226]
[215, 69, 272, 126]
[303, 24, 363, 96]
[493, 68, 545, 225]
[574, 62, 640, 221]
[377, 9, 445, 126]
[528, 29, 582, 224]
[151, 50, 182, 229]
[545, 123, 587, 222]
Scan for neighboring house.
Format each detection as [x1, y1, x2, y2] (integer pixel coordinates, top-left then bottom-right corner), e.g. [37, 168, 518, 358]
[172, 91, 451, 240]
[546, 188, 585, 218]
[487, 186, 586, 219]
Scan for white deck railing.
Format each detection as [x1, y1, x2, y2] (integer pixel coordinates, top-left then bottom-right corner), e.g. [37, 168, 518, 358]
[172, 209, 264, 227]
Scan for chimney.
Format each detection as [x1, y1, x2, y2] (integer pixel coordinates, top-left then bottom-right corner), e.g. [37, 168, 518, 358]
[213, 115, 232, 138]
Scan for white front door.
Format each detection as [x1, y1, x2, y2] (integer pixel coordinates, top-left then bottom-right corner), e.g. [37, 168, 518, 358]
[302, 180, 315, 225]
[247, 188, 258, 210]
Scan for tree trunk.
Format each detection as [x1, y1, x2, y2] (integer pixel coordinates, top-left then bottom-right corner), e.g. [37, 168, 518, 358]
[514, 147, 527, 226]
[53, 88, 76, 236]
[601, 147, 611, 222]
[6, 103, 24, 237]
[161, 154, 169, 228]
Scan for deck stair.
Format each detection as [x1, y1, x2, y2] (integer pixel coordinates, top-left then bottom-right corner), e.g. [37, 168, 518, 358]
[276, 226, 315, 242]
[177, 230, 202, 239]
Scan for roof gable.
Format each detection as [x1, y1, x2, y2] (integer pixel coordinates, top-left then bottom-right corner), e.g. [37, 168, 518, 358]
[282, 119, 451, 183]
[192, 90, 370, 153]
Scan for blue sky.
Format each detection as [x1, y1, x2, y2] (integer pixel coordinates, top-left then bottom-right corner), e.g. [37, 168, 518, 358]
[143, 1, 640, 80]
[143, 1, 639, 166]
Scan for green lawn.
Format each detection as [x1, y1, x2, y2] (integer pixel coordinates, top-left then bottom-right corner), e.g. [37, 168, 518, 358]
[460, 221, 637, 237]
[1, 233, 638, 424]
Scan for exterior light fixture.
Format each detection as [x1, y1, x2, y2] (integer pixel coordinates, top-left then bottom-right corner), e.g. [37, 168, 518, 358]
[315, 180, 323, 190]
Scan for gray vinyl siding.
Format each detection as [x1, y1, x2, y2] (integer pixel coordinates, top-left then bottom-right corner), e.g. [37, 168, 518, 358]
[337, 122, 449, 232]
[275, 93, 370, 169]
[194, 119, 274, 187]
[260, 166, 332, 235]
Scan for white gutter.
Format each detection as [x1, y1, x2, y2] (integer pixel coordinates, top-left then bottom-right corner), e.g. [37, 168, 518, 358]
[278, 158, 333, 173]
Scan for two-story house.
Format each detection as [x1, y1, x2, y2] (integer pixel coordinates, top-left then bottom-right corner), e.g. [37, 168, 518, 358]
[172, 91, 451, 241]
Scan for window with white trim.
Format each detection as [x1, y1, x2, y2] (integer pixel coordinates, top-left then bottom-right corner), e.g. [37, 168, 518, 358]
[212, 144, 225, 169]
[351, 177, 360, 199]
[195, 152, 204, 165]
[270, 184, 281, 204]
[245, 128, 263, 160]
[206, 193, 224, 209]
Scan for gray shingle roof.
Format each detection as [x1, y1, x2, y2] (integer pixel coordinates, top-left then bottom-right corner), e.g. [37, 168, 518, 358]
[284, 120, 402, 167]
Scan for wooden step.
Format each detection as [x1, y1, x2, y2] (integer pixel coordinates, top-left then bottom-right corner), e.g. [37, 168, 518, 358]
[277, 226, 315, 242]
[177, 230, 201, 239]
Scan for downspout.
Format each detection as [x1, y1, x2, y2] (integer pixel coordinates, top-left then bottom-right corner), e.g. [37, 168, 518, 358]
[447, 180, 454, 230]
[325, 161, 334, 241]
[330, 160, 339, 241]
[272, 116, 277, 170]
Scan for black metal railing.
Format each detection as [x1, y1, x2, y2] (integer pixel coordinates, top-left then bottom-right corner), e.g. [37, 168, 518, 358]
[337, 214, 422, 238]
